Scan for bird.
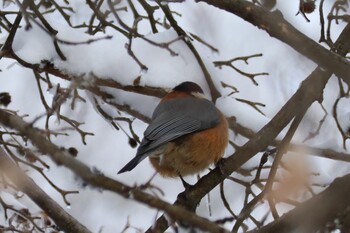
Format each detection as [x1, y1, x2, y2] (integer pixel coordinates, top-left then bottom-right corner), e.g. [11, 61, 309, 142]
[118, 81, 228, 177]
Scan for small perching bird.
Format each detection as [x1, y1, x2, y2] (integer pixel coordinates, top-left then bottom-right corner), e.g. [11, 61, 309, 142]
[118, 81, 229, 177]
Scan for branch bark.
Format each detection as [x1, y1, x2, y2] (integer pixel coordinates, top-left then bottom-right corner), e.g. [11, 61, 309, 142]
[197, 0, 350, 85]
[147, 21, 350, 232]
[227, 117, 350, 163]
[2, 2, 350, 232]
[0, 109, 229, 233]
[248, 172, 350, 233]
[0, 147, 91, 233]
[157, 1, 221, 102]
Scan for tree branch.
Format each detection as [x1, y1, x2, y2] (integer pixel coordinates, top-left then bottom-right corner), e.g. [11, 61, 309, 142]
[197, 0, 350, 85]
[0, 109, 229, 233]
[227, 116, 350, 163]
[157, 1, 222, 102]
[0, 147, 91, 233]
[147, 22, 350, 232]
[248, 172, 350, 233]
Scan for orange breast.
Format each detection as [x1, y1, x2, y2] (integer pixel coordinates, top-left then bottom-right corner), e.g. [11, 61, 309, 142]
[149, 112, 229, 177]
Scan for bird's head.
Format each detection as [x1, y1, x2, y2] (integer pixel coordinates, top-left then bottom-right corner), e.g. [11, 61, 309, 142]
[171, 81, 206, 99]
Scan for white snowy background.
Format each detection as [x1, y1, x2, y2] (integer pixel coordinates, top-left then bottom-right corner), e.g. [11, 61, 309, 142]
[0, 0, 349, 232]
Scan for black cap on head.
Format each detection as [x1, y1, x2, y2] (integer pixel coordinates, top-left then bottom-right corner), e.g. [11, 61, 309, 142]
[173, 81, 204, 94]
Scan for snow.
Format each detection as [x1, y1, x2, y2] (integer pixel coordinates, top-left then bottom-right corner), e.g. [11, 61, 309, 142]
[1, 0, 349, 232]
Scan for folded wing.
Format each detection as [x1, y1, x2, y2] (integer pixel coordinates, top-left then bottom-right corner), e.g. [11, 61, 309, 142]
[118, 97, 220, 173]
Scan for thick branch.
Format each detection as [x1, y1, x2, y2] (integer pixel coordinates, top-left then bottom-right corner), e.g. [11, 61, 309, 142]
[0, 50, 166, 98]
[148, 22, 350, 232]
[0, 110, 229, 233]
[197, 0, 350, 85]
[0, 147, 91, 233]
[249, 172, 350, 233]
[149, 53, 332, 233]
[227, 117, 350, 163]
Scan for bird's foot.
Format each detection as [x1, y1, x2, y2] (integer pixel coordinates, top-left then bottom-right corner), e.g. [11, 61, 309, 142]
[178, 174, 192, 190]
[215, 157, 229, 177]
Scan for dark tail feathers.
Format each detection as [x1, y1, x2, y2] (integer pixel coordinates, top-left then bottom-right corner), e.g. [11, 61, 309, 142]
[117, 154, 146, 174]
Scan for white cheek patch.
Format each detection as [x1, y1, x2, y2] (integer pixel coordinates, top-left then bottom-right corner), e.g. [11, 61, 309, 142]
[191, 91, 207, 99]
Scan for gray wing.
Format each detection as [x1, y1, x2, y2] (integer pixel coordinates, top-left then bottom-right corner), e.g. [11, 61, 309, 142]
[117, 97, 221, 174]
[139, 97, 221, 155]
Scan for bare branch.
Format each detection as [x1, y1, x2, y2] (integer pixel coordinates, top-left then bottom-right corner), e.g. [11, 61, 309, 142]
[249, 172, 350, 233]
[0, 109, 230, 233]
[197, 0, 350, 86]
[0, 147, 91, 233]
[214, 54, 269, 85]
[148, 22, 350, 232]
[156, 1, 222, 102]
